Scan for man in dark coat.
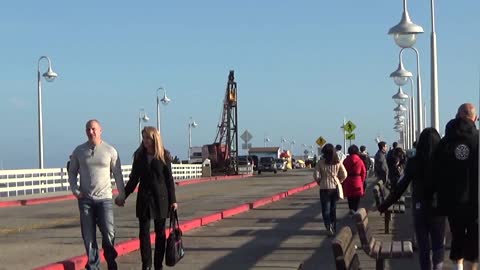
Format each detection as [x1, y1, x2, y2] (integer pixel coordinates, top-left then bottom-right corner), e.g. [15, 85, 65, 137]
[435, 103, 479, 270]
[374, 141, 389, 184]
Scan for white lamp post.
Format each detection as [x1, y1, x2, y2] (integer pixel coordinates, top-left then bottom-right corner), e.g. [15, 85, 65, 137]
[188, 117, 198, 162]
[156, 87, 170, 132]
[392, 87, 410, 147]
[389, 0, 439, 132]
[390, 48, 423, 137]
[37, 56, 58, 169]
[139, 109, 149, 144]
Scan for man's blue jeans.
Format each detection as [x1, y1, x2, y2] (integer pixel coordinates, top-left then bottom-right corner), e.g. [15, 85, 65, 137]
[78, 198, 118, 270]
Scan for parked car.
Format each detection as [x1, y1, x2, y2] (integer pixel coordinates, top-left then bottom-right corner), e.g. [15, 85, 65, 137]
[258, 157, 277, 174]
[275, 159, 288, 171]
[238, 155, 252, 166]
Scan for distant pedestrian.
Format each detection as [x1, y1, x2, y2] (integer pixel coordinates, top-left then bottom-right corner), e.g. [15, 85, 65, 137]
[379, 128, 446, 270]
[342, 144, 367, 214]
[116, 126, 178, 270]
[335, 144, 346, 162]
[68, 119, 125, 270]
[387, 147, 407, 190]
[374, 141, 389, 184]
[434, 103, 479, 270]
[359, 145, 371, 190]
[313, 143, 347, 236]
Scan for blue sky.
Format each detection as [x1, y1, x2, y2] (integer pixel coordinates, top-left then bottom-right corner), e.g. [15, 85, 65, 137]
[1, 1, 478, 169]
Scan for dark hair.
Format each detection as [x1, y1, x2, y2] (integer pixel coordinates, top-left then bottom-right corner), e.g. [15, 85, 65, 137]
[335, 144, 342, 151]
[322, 143, 340, 165]
[378, 141, 386, 150]
[348, 144, 360, 155]
[416, 128, 441, 163]
[360, 145, 366, 152]
[392, 142, 398, 148]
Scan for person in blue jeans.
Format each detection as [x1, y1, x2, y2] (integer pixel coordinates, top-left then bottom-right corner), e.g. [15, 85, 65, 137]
[378, 128, 446, 270]
[313, 143, 347, 236]
[68, 119, 126, 270]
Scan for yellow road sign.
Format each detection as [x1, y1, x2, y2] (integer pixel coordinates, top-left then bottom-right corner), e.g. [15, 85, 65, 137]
[316, 136, 326, 147]
[346, 133, 356, 140]
[344, 120, 357, 133]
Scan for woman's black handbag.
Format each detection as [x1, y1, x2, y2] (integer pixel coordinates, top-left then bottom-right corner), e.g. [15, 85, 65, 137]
[165, 209, 185, 266]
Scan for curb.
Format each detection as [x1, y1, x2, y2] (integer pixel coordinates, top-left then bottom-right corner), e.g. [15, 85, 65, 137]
[0, 174, 253, 208]
[33, 180, 317, 270]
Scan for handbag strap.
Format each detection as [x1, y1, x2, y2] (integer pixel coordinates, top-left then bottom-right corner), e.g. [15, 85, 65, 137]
[169, 210, 180, 231]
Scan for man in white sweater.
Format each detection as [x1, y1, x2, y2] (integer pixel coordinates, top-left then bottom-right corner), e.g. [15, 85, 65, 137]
[68, 119, 126, 270]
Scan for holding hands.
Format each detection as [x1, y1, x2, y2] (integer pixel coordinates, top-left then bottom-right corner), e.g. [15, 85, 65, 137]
[115, 193, 126, 207]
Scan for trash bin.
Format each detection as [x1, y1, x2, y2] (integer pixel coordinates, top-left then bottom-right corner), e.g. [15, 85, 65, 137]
[202, 159, 211, 177]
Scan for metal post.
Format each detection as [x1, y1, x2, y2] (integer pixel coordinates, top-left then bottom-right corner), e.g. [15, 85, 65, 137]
[343, 118, 347, 155]
[412, 47, 424, 137]
[430, 0, 440, 131]
[156, 95, 160, 131]
[37, 69, 44, 169]
[138, 111, 142, 145]
[408, 77, 417, 143]
[188, 122, 192, 163]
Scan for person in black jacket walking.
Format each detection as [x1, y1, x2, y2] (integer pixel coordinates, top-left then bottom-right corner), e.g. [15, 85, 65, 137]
[379, 128, 446, 270]
[117, 126, 178, 270]
[434, 103, 478, 270]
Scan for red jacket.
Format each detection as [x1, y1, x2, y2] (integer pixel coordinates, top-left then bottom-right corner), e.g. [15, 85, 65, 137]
[342, 154, 367, 197]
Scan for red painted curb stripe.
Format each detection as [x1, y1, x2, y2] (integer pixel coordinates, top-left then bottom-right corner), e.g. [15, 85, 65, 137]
[250, 197, 273, 209]
[222, 204, 250, 218]
[201, 212, 223, 226]
[0, 200, 22, 208]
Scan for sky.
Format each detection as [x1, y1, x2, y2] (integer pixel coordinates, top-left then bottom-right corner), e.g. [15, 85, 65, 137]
[0, 1, 478, 169]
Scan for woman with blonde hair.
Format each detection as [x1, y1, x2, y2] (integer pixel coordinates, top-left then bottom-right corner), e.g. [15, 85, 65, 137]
[118, 126, 178, 270]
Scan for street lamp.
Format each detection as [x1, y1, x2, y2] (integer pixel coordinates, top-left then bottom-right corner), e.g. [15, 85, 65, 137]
[188, 117, 198, 162]
[392, 87, 410, 148]
[389, 0, 439, 132]
[264, 137, 271, 147]
[156, 87, 171, 132]
[388, 0, 424, 48]
[139, 109, 149, 144]
[390, 47, 423, 136]
[37, 56, 58, 169]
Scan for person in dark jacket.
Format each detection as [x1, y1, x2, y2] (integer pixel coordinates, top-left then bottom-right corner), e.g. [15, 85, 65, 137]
[434, 103, 478, 270]
[379, 128, 446, 270]
[374, 141, 388, 183]
[117, 126, 178, 270]
[387, 147, 407, 190]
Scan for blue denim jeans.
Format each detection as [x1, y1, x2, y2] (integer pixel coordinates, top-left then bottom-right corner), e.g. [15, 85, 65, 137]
[319, 189, 338, 231]
[78, 198, 118, 270]
[413, 205, 446, 270]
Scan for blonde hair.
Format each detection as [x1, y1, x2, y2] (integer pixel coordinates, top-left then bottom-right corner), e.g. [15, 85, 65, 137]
[134, 126, 166, 163]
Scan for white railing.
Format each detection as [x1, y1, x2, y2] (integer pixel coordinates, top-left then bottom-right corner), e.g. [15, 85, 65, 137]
[0, 164, 203, 198]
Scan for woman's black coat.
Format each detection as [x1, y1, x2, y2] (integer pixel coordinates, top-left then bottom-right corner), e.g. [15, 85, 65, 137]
[125, 152, 177, 220]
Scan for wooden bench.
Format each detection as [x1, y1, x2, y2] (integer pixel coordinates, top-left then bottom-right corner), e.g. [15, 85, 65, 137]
[372, 180, 406, 234]
[353, 208, 413, 270]
[331, 226, 361, 270]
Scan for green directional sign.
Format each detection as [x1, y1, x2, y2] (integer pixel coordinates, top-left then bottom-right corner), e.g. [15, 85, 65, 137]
[346, 133, 356, 140]
[344, 120, 356, 133]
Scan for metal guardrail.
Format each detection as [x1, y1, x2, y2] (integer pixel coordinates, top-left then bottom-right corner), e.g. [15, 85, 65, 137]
[0, 164, 203, 198]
